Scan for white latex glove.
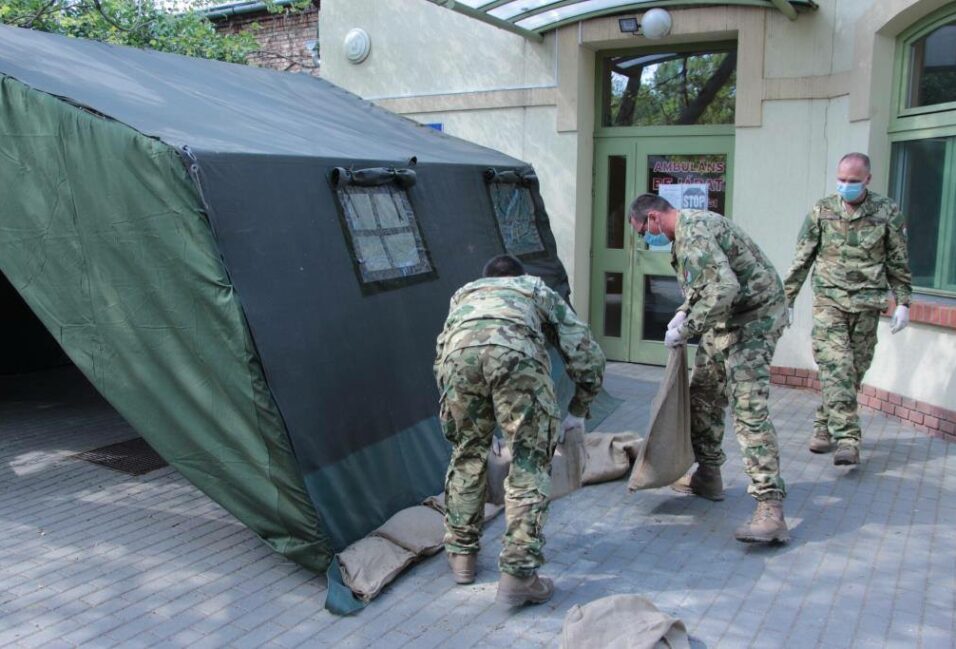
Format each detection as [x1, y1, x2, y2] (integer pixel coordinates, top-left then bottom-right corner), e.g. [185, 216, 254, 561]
[667, 310, 687, 331]
[890, 305, 909, 334]
[559, 414, 586, 444]
[787, 306, 794, 328]
[664, 326, 685, 348]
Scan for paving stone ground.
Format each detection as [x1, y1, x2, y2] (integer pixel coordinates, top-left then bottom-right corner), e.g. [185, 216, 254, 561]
[1, 363, 954, 648]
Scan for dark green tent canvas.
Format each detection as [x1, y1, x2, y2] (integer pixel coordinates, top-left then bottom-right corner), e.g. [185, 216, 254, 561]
[0, 25, 616, 593]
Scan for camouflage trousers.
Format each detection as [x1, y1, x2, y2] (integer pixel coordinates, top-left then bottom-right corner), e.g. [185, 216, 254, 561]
[689, 329, 786, 501]
[811, 305, 880, 448]
[436, 345, 559, 578]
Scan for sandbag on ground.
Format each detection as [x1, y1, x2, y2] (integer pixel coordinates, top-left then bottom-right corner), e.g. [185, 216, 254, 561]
[370, 506, 445, 556]
[337, 537, 418, 602]
[628, 348, 694, 491]
[560, 594, 690, 649]
[583, 433, 641, 484]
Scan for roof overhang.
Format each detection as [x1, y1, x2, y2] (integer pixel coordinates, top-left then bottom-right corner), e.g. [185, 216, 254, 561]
[424, 0, 818, 41]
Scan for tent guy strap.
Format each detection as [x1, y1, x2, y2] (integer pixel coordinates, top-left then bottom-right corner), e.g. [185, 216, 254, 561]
[424, 0, 817, 39]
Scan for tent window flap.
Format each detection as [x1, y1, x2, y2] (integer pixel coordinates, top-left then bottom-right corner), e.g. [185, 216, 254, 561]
[486, 170, 546, 257]
[334, 174, 433, 285]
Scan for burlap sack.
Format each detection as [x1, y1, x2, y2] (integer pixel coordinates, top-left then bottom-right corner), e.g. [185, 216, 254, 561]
[551, 424, 585, 499]
[628, 347, 694, 491]
[582, 433, 641, 484]
[370, 506, 445, 556]
[337, 537, 417, 602]
[486, 437, 510, 506]
[560, 594, 690, 649]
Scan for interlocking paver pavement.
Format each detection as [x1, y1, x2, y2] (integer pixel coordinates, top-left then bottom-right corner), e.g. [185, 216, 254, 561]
[1, 363, 954, 648]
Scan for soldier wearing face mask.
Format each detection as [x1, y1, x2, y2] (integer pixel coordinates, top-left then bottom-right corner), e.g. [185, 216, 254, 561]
[784, 152, 913, 466]
[628, 194, 789, 545]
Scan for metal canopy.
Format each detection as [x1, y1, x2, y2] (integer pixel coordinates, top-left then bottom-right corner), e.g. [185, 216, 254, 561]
[425, 0, 817, 41]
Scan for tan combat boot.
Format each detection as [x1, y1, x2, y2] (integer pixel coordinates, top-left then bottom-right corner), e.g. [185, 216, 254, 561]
[447, 553, 476, 584]
[495, 572, 554, 607]
[734, 499, 789, 544]
[833, 444, 860, 466]
[808, 429, 833, 454]
[671, 464, 724, 501]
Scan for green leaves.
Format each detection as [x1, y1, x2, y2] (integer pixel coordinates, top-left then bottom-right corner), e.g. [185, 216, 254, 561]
[1, 0, 262, 64]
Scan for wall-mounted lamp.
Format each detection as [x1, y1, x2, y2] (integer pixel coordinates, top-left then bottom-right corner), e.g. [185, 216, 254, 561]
[304, 39, 320, 67]
[618, 8, 672, 40]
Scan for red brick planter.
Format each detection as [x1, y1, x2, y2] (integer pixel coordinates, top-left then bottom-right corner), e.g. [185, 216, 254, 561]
[770, 366, 956, 442]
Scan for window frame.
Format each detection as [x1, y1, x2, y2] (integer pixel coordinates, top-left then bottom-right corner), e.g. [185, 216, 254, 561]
[889, 4, 956, 298]
[892, 8, 956, 123]
[331, 168, 436, 293]
[594, 41, 739, 137]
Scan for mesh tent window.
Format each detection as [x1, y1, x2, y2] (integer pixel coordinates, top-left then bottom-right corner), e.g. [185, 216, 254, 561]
[485, 169, 546, 257]
[332, 167, 433, 286]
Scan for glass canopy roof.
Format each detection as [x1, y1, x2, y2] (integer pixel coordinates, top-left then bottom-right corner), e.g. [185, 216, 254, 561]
[427, 0, 817, 41]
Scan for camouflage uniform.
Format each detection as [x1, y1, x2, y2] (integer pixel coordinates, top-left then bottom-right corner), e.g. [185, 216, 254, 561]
[434, 275, 605, 577]
[784, 192, 912, 448]
[672, 210, 787, 501]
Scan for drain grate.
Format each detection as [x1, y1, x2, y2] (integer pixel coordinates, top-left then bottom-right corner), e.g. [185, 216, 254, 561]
[72, 438, 168, 475]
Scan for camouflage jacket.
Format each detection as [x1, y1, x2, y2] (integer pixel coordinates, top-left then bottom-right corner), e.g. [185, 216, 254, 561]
[434, 275, 606, 417]
[783, 191, 912, 312]
[671, 210, 786, 342]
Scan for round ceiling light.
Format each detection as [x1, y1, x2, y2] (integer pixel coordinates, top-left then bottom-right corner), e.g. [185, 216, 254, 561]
[641, 9, 672, 40]
[344, 28, 371, 64]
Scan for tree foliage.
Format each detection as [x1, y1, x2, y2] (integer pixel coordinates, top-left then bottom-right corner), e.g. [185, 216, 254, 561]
[0, 0, 307, 64]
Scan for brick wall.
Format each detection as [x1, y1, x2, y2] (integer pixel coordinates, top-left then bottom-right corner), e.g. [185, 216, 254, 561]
[770, 366, 956, 442]
[214, 4, 320, 77]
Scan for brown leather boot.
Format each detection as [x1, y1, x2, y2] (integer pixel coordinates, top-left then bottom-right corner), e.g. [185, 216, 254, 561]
[734, 499, 789, 544]
[495, 572, 554, 607]
[833, 444, 860, 466]
[808, 429, 833, 454]
[447, 553, 476, 584]
[671, 464, 724, 501]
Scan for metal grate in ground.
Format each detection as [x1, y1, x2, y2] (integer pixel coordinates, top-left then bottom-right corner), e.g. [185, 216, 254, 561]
[71, 437, 168, 475]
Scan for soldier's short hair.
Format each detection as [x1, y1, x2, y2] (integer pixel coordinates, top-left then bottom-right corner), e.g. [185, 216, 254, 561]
[839, 152, 871, 171]
[483, 254, 525, 278]
[629, 193, 674, 224]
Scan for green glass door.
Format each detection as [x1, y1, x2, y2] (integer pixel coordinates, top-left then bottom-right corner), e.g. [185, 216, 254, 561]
[590, 135, 734, 364]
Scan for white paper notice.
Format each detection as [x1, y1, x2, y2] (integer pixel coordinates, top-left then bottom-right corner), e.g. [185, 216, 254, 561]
[659, 183, 709, 211]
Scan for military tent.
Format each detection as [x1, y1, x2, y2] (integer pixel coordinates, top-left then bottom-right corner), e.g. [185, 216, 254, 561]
[0, 24, 614, 607]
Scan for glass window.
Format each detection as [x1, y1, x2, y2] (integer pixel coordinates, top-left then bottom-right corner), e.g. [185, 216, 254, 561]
[488, 183, 546, 256]
[606, 155, 627, 249]
[602, 50, 736, 127]
[890, 137, 955, 293]
[647, 154, 728, 215]
[907, 21, 956, 109]
[336, 184, 433, 285]
[604, 272, 623, 337]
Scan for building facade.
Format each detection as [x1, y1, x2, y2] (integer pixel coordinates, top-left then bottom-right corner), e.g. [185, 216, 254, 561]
[319, 0, 956, 429]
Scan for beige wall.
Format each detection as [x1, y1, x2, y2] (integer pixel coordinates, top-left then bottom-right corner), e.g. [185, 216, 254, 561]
[320, 0, 956, 409]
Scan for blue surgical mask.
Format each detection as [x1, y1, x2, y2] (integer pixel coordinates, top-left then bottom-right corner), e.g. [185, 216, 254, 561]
[836, 181, 866, 202]
[644, 231, 671, 247]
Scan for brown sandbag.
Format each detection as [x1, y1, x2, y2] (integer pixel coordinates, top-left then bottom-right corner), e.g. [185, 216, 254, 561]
[628, 347, 694, 491]
[370, 505, 445, 556]
[550, 424, 585, 499]
[583, 433, 641, 484]
[337, 537, 417, 602]
[560, 594, 690, 649]
[486, 437, 510, 506]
